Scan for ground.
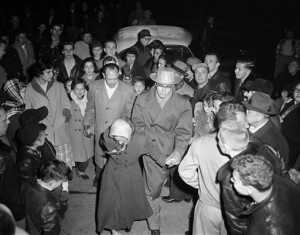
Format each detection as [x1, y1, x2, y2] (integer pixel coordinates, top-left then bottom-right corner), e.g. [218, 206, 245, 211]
[61, 160, 194, 235]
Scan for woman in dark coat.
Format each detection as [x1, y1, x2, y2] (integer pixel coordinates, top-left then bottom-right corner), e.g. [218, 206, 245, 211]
[96, 119, 152, 235]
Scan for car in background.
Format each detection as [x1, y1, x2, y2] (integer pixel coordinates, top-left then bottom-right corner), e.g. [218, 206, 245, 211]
[114, 25, 193, 63]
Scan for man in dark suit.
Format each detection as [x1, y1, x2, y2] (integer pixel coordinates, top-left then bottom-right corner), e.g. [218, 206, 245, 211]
[244, 92, 289, 170]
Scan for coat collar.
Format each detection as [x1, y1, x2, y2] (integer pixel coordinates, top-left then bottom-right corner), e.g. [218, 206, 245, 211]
[31, 78, 55, 98]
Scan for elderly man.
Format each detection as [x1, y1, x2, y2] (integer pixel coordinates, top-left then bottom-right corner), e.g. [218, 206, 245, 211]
[215, 103, 284, 235]
[84, 63, 134, 186]
[244, 91, 289, 169]
[131, 67, 193, 235]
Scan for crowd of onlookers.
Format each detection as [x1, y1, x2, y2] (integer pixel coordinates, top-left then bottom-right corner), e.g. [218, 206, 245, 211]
[1, 1, 300, 235]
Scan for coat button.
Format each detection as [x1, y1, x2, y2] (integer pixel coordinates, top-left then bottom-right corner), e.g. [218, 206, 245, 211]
[105, 107, 109, 110]
[105, 121, 108, 124]
[152, 139, 156, 142]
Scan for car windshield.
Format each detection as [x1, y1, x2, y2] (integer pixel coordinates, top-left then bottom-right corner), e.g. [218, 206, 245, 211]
[164, 45, 193, 64]
[120, 45, 193, 64]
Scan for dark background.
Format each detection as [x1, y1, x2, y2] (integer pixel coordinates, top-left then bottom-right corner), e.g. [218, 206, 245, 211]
[1, 0, 299, 76]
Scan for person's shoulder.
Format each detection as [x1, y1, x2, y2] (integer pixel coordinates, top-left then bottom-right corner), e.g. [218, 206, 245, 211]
[89, 79, 104, 90]
[191, 133, 217, 147]
[173, 92, 192, 108]
[119, 80, 133, 91]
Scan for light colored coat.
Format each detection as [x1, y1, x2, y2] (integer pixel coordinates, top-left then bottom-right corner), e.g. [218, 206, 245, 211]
[178, 134, 228, 235]
[24, 79, 71, 146]
[84, 80, 135, 167]
[69, 100, 93, 162]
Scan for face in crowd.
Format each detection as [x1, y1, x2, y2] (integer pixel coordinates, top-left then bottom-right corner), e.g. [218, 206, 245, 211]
[133, 80, 145, 95]
[288, 61, 299, 75]
[73, 83, 86, 100]
[104, 67, 119, 88]
[92, 46, 103, 59]
[126, 53, 136, 66]
[156, 83, 173, 99]
[84, 61, 96, 76]
[63, 44, 74, 59]
[104, 41, 117, 57]
[40, 68, 54, 83]
[194, 66, 209, 86]
[293, 83, 300, 103]
[140, 36, 151, 47]
[235, 62, 251, 80]
[204, 54, 220, 73]
[83, 33, 92, 44]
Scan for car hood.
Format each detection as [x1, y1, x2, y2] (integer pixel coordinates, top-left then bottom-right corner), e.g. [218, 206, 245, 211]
[114, 25, 192, 53]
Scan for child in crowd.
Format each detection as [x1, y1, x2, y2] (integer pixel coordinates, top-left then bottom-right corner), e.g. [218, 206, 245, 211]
[69, 78, 93, 179]
[24, 159, 71, 235]
[133, 76, 146, 96]
[16, 123, 47, 184]
[64, 78, 72, 100]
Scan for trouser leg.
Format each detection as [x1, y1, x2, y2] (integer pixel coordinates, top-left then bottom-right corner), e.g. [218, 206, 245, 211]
[146, 195, 161, 230]
[193, 200, 227, 235]
[169, 166, 192, 201]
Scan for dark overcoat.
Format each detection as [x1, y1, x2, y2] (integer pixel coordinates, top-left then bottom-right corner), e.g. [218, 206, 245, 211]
[96, 131, 152, 232]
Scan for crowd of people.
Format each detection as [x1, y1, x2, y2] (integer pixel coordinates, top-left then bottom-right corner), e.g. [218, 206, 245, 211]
[1, 1, 300, 235]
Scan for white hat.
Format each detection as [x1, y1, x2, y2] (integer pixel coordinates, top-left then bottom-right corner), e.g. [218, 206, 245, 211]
[150, 67, 182, 85]
[110, 119, 133, 141]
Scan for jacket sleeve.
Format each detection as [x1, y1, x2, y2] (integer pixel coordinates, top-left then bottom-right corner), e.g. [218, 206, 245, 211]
[18, 156, 37, 183]
[174, 99, 193, 158]
[121, 86, 136, 120]
[83, 85, 96, 128]
[131, 96, 147, 133]
[178, 141, 199, 189]
[60, 83, 71, 111]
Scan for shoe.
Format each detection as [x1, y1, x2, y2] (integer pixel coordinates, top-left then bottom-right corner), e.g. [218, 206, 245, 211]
[162, 196, 182, 203]
[150, 229, 160, 235]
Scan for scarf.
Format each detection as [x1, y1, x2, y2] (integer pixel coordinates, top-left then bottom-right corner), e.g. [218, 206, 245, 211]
[70, 91, 88, 117]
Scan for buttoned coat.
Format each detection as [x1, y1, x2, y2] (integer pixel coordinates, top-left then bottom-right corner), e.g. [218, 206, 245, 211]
[84, 80, 135, 167]
[69, 101, 93, 162]
[131, 87, 193, 198]
[24, 79, 71, 147]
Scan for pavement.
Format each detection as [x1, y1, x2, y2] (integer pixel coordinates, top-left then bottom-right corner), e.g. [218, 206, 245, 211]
[61, 160, 194, 235]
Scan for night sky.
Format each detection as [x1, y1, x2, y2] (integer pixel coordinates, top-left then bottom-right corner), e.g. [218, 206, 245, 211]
[1, 0, 299, 76]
